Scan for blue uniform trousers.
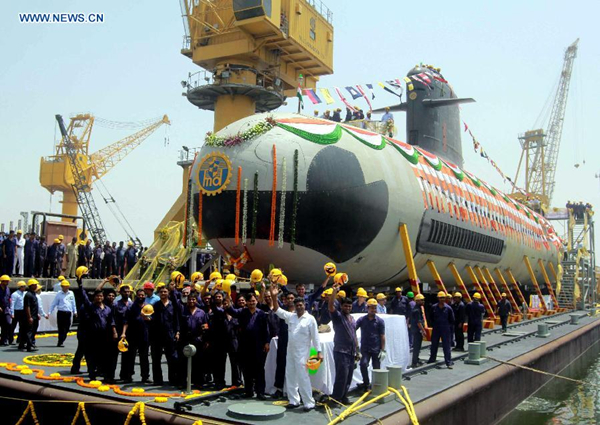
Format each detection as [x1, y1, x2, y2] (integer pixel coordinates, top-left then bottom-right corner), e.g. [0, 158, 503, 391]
[122, 337, 150, 381]
[274, 336, 288, 390]
[151, 338, 178, 385]
[428, 326, 452, 365]
[56, 311, 72, 345]
[359, 350, 380, 387]
[332, 351, 354, 401]
[0, 312, 11, 344]
[411, 330, 423, 366]
[467, 323, 482, 342]
[240, 348, 267, 396]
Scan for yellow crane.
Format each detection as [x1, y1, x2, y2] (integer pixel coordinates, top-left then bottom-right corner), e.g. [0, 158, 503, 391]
[39, 114, 170, 228]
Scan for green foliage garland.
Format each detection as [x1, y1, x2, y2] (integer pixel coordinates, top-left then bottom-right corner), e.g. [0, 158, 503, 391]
[290, 149, 299, 251]
[276, 122, 342, 145]
[341, 126, 386, 150]
[205, 117, 276, 147]
[251, 172, 259, 245]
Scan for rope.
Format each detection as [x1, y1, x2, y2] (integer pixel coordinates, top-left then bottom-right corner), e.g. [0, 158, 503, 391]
[485, 355, 594, 387]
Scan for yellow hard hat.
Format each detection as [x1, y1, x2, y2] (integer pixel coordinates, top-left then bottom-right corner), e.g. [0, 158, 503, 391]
[367, 298, 377, 306]
[170, 271, 183, 282]
[118, 337, 129, 353]
[324, 262, 337, 276]
[58, 276, 66, 282]
[17, 281, 27, 288]
[194, 283, 204, 293]
[209, 271, 222, 281]
[142, 304, 154, 317]
[395, 287, 402, 292]
[453, 292, 462, 298]
[76, 266, 89, 279]
[221, 279, 233, 296]
[119, 283, 132, 292]
[226, 273, 236, 282]
[17, 229, 22, 234]
[333, 272, 349, 285]
[437, 291, 446, 298]
[269, 268, 283, 278]
[415, 294, 425, 301]
[191, 271, 203, 283]
[28, 279, 39, 287]
[58, 235, 64, 240]
[376, 293, 386, 300]
[338, 290, 346, 298]
[255, 290, 260, 297]
[53, 238, 60, 243]
[356, 288, 367, 298]
[156, 282, 166, 289]
[501, 292, 507, 297]
[250, 269, 264, 283]
[0, 275, 10, 282]
[323, 288, 333, 296]
[60, 281, 70, 287]
[473, 292, 482, 300]
[127, 241, 134, 246]
[314, 109, 319, 114]
[215, 279, 224, 290]
[278, 274, 288, 286]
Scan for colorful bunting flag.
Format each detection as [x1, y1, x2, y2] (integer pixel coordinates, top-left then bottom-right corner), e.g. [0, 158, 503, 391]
[319, 88, 335, 104]
[356, 85, 373, 111]
[345, 86, 362, 100]
[378, 81, 401, 97]
[335, 87, 356, 112]
[303, 89, 322, 105]
[366, 84, 376, 100]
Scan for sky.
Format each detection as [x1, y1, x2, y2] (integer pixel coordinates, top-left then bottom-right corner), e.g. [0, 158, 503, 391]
[0, 0, 598, 246]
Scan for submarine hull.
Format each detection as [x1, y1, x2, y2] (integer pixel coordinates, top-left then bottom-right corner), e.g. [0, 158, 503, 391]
[192, 113, 559, 287]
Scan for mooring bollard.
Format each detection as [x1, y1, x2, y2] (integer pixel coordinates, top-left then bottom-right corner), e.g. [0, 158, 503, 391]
[570, 314, 580, 325]
[479, 340, 487, 358]
[536, 323, 550, 338]
[371, 369, 389, 397]
[465, 342, 487, 365]
[387, 365, 402, 390]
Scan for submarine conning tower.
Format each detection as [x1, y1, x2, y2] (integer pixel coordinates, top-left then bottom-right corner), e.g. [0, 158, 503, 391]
[405, 64, 474, 168]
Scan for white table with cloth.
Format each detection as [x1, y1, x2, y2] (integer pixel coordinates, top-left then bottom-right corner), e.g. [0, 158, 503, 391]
[265, 313, 410, 395]
[14, 292, 72, 333]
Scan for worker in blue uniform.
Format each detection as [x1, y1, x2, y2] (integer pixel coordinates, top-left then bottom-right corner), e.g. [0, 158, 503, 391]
[352, 288, 368, 313]
[427, 292, 455, 369]
[225, 291, 270, 399]
[390, 287, 409, 316]
[120, 289, 151, 383]
[76, 274, 118, 382]
[178, 291, 208, 388]
[201, 286, 231, 389]
[71, 267, 91, 374]
[496, 292, 512, 332]
[356, 298, 386, 389]
[150, 286, 180, 386]
[328, 285, 358, 404]
[406, 291, 415, 347]
[22, 279, 40, 352]
[273, 291, 296, 398]
[0, 275, 11, 345]
[24, 233, 38, 277]
[466, 292, 485, 342]
[409, 294, 427, 368]
[451, 292, 466, 351]
[2, 231, 16, 276]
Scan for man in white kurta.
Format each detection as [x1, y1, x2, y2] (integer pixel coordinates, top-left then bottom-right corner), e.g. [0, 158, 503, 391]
[269, 285, 322, 411]
[13, 230, 25, 276]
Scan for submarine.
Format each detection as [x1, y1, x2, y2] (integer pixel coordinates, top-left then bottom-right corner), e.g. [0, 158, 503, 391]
[190, 65, 561, 287]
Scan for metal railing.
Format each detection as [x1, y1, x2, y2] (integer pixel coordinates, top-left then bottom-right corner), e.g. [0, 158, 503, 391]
[304, 0, 333, 23]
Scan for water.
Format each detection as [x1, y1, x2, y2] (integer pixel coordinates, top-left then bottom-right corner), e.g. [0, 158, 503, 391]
[499, 341, 600, 425]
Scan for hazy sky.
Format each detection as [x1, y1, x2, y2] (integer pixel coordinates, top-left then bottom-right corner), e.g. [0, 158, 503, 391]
[1, 0, 597, 246]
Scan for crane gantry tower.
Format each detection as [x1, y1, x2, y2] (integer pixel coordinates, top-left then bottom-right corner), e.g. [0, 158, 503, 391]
[39, 113, 170, 243]
[512, 39, 579, 209]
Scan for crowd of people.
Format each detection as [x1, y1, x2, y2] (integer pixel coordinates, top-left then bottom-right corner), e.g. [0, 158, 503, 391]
[0, 230, 146, 279]
[312, 106, 395, 136]
[566, 201, 593, 220]
[0, 263, 504, 412]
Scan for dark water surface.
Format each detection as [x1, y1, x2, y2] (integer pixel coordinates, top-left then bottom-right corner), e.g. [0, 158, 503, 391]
[499, 341, 600, 424]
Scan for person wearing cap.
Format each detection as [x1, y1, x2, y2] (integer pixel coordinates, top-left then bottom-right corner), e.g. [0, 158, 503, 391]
[313, 110, 319, 118]
[356, 298, 386, 390]
[49, 280, 77, 347]
[2, 231, 16, 276]
[225, 290, 270, 399]
[271, 291, 296, 398]
[376, 293, 387, 314]
[0, 275, 12, 345]
[124, 242, 138, 275]
[319, 288, 338, 324]
[12, 230, 25, 277]
[496, 292, 512, 333]
[381, 107, 394, 123]
[66, 237, 79, 279]
[24, 233, 38, 277]
[451, 292, 466, 352]
[390, 287, 409, 316]
[35, 236, 47, 278]
[269, 284, 321, 411]
[121, 288, 152, 383]
[200, 282, 231, 389]
[178, 290, 209, 388]
[143, 282, 159, 306]
[427, 292, 455, 369]
[20, 279, 40, 351]
[47, 238, 61, 278]
[53, 275, 66, 292]
[56, 236, 66, 276]
[9, 280, 27, 344]
[409, 294, 427, 368]
[466, 293, 485, 342]
[352, 288, 368, 313]
[149, 285, 180, 386]
[115, 241, 126, 278]
[331, 108, 342, 122]
[328, 285, 358, 405]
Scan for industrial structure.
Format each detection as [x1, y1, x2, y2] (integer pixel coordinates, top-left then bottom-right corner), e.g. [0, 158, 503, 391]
[512, 39, 579, 210]
[39, 113, 170, 243]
